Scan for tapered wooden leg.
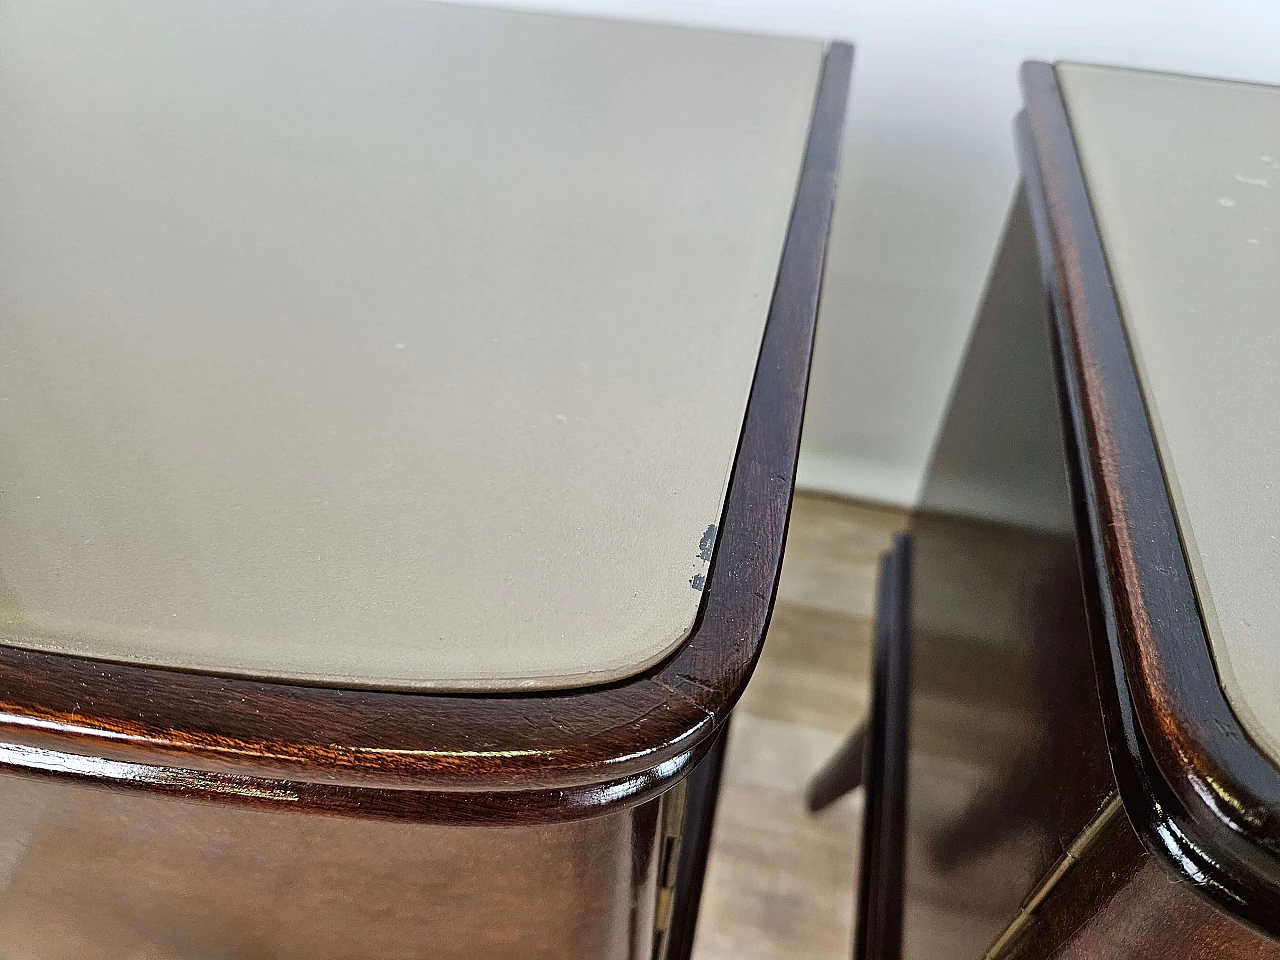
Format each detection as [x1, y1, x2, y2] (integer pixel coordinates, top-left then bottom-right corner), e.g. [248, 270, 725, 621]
[806, 722, 868, 812]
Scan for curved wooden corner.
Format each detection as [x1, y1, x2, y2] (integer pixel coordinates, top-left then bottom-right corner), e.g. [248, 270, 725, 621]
[0, 42, 854, 826]
[1018, 59, 1280, 934]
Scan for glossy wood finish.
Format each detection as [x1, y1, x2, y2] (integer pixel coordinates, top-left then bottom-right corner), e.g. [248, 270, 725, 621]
[1004, 813, 1280, 960]
[1020, 61, 1280, 934]
[1054, 67, 1280, 766]
[0, 42, 853, 826]
[0, 770, 665, 959]
[667, 725, 730, 960]
[892, 60, 1280, 960]
[856, 535, 912, 960]
[900, 186, 1115, 960]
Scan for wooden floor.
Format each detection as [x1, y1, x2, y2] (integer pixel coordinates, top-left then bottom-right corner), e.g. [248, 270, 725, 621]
[692, 493, 907, 960]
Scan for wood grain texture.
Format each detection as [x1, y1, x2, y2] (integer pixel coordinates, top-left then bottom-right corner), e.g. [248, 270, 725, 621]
[0, 770, 665, 960]
[0, 42, 853, 825]
[1053, 66, 1280, 768]
[1003, 814, 1280, 960]
[1020, 61, 1280, 933]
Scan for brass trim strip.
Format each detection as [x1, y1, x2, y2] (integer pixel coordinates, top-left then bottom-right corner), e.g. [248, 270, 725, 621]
[984, 792, 1124, 959]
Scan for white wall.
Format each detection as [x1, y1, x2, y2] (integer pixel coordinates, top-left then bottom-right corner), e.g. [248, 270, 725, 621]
[456, 0, 1280, 506]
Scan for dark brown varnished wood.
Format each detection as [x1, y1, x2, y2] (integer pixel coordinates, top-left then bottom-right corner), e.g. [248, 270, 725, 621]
[900, 59, 1280, 958]
[900, 185, 1115, 960]
[0, 44, 853, 826]
[806, 722, 866, 813]
[1020, 61, 1280, 934]
[0, 769, 668, 960]
[665, 722, 730, 960]
[1004, 812, 1280, 960]
[857, 534, 912, 960]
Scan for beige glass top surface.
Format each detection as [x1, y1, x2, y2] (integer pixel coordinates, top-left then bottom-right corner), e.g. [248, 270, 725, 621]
[0, 0, 824, 691]
[1058, 63, 1280, 760]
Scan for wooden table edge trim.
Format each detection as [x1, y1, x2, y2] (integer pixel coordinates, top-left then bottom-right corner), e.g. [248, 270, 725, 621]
[1019, 58, 1280, 934]
[0, 41, 855, 826]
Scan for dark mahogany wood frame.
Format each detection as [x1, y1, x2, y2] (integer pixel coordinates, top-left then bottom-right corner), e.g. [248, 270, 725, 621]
[856, 534, 911, 960]
[1019, 60, 1280, 936]
[0, 43, 854, 827]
